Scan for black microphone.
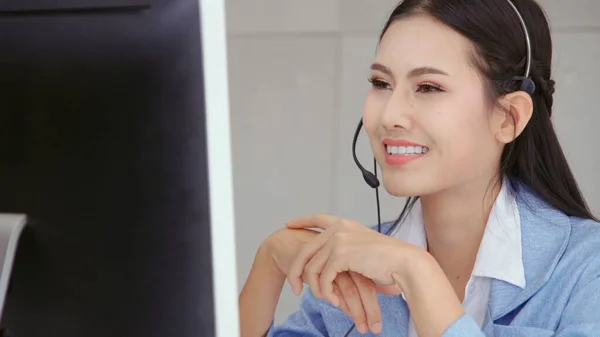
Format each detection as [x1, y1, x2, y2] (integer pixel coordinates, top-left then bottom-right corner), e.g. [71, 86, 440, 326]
[352, 118, 380, 189]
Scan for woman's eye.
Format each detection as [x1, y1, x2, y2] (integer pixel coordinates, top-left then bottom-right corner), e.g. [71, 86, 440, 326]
[368, 77, 391, 90]
[416, 84, 442, 93]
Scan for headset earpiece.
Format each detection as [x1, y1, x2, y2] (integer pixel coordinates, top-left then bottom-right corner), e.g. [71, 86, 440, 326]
[513, 76, 536, 95]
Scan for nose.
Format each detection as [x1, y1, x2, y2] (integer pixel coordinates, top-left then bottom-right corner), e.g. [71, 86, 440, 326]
[381, 92, 412, 132]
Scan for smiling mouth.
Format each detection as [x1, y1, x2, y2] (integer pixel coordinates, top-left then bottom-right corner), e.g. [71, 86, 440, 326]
[385, 145, 429, 156]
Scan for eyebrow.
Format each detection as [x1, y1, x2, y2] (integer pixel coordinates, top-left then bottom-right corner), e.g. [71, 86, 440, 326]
[370, 63, 449, 78]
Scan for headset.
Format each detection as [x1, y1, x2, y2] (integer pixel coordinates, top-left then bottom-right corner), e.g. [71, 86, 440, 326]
[345, 1, 534, 336]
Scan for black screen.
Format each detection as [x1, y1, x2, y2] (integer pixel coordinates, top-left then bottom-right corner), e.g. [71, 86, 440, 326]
[0, 0, 215, 336]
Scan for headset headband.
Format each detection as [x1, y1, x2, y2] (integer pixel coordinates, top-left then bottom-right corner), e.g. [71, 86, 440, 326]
[506, 0, 536, 95]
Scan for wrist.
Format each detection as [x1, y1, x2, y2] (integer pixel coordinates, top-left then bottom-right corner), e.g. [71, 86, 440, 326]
[394, 247, 436, 287]
[392, 249, 464, 337]
[257, 242, 286, 280]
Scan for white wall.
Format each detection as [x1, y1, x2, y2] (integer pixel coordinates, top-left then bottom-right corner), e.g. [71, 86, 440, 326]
[226, 0, 600, 323]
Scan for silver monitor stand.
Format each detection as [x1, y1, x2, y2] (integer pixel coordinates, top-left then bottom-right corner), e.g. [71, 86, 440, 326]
[0, 215, 25, 321]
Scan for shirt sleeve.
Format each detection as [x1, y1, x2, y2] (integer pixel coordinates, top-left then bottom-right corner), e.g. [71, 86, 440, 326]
[441, 314, 485, 337]
[265, 289, 329, 337]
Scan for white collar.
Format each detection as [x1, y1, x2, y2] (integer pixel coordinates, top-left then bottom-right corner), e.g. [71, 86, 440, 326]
[392, 181, 526, 288]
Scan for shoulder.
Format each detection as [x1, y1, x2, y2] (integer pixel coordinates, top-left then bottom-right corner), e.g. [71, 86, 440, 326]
[506, 178, 600, 265]
[566, 216, 600, 248]
[562, 216, 600, 277]
[554, 218, 600, 326]
[513, 182, 600, 258]
[513, 181, 600, 280]
[507, 184, 600, 326]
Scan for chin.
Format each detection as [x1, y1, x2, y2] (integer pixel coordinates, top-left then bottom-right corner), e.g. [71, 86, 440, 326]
[381, 170, 437, 197]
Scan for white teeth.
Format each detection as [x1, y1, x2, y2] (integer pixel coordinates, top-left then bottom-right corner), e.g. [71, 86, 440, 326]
[386, 145, 429, 155]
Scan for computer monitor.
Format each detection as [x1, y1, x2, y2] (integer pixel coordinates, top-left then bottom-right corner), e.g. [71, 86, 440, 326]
[0, 0, 239, 336]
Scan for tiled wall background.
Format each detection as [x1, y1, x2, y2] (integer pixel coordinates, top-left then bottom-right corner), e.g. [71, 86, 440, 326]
[226, 0, 600, 322]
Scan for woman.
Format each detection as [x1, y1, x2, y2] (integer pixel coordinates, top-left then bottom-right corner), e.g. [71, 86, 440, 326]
[240, 0, 600, 336]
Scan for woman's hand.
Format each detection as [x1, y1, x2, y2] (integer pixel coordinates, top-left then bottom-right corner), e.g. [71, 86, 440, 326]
[264, 227, 317, 279]
[285, 215, 466, 337]
[285, 214, 426, 308]
[263, 228, 388, 334]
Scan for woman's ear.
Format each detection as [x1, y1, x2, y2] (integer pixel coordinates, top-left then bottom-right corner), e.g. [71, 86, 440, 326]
[493, 91, 534, 144]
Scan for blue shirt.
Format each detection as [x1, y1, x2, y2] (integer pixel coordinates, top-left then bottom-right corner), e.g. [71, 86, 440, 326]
[267, 182, 600, 336]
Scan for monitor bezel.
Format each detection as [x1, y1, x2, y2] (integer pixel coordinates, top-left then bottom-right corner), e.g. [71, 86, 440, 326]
[198, 1, 240, 336]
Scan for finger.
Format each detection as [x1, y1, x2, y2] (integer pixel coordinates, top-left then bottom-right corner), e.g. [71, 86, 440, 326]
[333, 282, 352, 317]
[286, 214, 339, 230]
[349, 272, 382, 334]
[305, 271, 322, 299]
[318, 239, 348, 307]
[319, 257, 343, 307]
[303, 247, 330, 299]
[335, 274, 369, 334]
[287, 230, 334, 295]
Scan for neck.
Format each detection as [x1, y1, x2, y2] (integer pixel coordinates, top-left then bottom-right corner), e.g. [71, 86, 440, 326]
[419, 176, 503, 281]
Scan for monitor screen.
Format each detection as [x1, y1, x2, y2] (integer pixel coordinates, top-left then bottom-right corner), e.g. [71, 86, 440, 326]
[0, 0, 239, 335]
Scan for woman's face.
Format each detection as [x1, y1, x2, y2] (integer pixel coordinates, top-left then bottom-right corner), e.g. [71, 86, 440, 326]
[363, 13, 504, 197]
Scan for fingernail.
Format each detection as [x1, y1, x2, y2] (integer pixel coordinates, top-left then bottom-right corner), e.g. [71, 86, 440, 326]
[358, 323, 369, 334]
[371, 322, 382, 334]
[289, 281, 300, 295]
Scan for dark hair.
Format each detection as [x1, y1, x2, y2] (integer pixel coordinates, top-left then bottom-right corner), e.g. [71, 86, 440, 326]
[380, 0, 597, 224]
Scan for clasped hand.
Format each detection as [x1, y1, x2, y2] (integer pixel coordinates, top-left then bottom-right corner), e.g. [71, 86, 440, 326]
[285, 214, 423, 334]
